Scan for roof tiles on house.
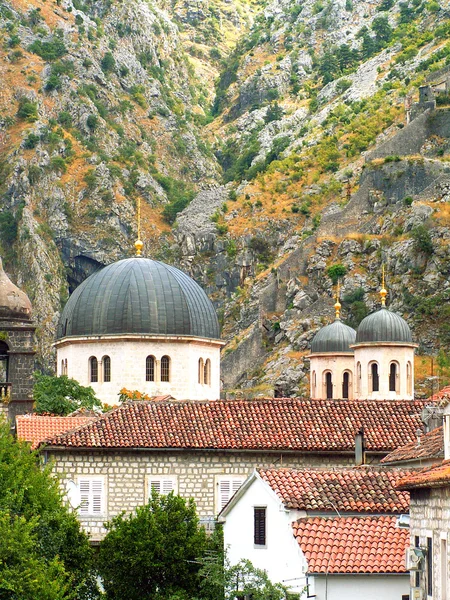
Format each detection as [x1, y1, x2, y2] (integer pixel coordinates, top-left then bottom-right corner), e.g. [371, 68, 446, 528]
[381, 426, 443, 465]
[16, 414, 96, 450]
[258, 467, 410, 513]
[40, 398, 428, 452]
[293, 515, 409, 574]
[397, 460, 450, 490]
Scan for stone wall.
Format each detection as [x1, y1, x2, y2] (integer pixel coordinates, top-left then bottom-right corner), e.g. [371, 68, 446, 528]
[48, 448, 359, 541]
[409, 486, 450, 600]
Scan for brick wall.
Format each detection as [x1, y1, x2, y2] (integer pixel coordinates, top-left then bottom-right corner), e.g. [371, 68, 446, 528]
[48, 449, 359, 541]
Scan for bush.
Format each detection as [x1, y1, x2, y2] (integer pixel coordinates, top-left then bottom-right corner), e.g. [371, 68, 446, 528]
[86, 114, 98, 130]
[327, 263, 347, 284]
[100, 51, 115, 73]
[403, 196, 413, 206]
[411, 225, 433, 256]
[28, 38, 67, 60]
[58, 111, 72, 127]
[23, 132, 40, 149]
[49, 156, 66, 173]
[17, 98, 38, 122]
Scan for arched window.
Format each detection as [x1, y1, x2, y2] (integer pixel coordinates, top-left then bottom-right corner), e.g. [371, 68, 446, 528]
[61, 359, 64, 376]
[357, 362, 361, 395]
[407, 361, 412, 395]
[64, 359, 68, 376]
[198, 358, 204, 384]
[325, 372, 333, 400]
[342, 371, 350, 399]
[103, 356, 111, 382]
[312, 371, 317, 398]
[389, 362, 397, 392]
[204, 359, 211, 385]
[161, 356, 170, 382]
[0, 342, 9, 383]
[370, 363, 379, 392]
[146, 356, 155, 382]
[89, 357, 98, 383]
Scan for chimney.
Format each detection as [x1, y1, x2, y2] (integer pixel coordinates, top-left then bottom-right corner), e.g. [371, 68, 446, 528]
[355, 427, 365, 466]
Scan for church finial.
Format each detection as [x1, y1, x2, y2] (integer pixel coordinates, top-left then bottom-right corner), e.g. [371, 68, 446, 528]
[334, 280, 341, 320]
[380, 264, 387, 307]
[134, 198, 143, 256]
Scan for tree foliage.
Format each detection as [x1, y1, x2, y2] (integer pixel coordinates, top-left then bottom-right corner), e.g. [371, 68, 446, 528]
[33, 373, 102, 415]
[97, 492, 209, 599]
[0, 420, 98, 599]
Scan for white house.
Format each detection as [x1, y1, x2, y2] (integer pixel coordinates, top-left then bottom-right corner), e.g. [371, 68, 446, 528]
[220, 467, 411, 598]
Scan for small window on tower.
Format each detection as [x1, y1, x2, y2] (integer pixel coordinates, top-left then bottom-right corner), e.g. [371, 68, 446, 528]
[146, 356, 155, 382]
[89, 357, 98, 383]
[103, 356, 111, 382]
[161, 356, 170, 382]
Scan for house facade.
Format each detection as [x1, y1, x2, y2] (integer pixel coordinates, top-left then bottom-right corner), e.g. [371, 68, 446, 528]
[40, 397, 427, 541]
[220, 467, 411, 598]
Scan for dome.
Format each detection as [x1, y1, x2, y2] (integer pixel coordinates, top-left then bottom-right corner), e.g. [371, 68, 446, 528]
[57, 257, 220, 340]
[310, 319, 356, 354]
[0, 258, 32, 321]
[355, 307, 412, 344]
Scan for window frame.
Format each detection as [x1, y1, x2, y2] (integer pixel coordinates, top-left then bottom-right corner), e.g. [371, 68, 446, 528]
[89, 356, 98, 383]
[146, 355, 155, 382]
[427, 536, 433, 597]
[103, 355, 111, 382]
[198, 358, 204, 384]
[254, 506, 267, 547]
[204, 359, 211, 386]
[146, 475, 178, 501]
[161, 355, 170, 382]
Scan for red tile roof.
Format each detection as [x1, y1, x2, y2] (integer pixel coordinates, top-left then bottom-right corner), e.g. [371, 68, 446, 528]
[40, 398, 429, 451]
[397, 460, 450, 490]
[293, 515, 409, 574]
[381, 426, 443, 465]
[16, 414, 96, 450]
[258, 467, 410, 513]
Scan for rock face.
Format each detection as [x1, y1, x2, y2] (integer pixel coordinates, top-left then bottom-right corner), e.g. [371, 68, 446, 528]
[1, 0, 450, 394]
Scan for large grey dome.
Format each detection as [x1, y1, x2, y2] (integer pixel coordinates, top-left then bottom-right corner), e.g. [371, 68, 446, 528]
[57, 258, 220, 340]
[355, 307, 412, 344]
[310, 319, 356, 354]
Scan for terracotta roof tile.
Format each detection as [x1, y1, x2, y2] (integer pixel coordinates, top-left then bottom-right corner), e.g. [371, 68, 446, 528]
[259, 467, 410, 513]
[16, 414, 96, 450]
[381, 426, 444, 464]
[397, 460, 450, 490]
[293, 516, 409, 574]
[40, 398, 429, 452]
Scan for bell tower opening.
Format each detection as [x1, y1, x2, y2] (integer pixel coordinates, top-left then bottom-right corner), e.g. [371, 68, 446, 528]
[326, 372, 333, 399]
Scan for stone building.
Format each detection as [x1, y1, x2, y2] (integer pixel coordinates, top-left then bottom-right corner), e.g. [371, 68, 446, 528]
[396, 401, 450, 600]
[310, 281, 417, 401]
[55, 254, 223, 404]
[40, 396, 428, 541]
[0, 258, 35, 422]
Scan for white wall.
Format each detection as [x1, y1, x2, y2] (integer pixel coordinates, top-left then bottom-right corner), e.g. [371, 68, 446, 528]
[223, 476, 307, 595]
[312, 574, 410, 600]
[56, 335, 222, 404]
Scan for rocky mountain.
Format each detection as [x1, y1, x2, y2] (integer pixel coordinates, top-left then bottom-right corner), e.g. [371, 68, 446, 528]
[1, 0, 450, 396]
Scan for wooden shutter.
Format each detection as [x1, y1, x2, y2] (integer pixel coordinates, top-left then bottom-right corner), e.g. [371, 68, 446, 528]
[254, 507, 266, 545]
[232, 479, 242, 495]
[219, 480, 231, 509]
[92, 480, 103, 514]
[162, 479, 174, 495]
[150, 478, 175, 496]
[79, 480, 90, 514]
[79, 479, 103, 515]
[150, 480, 162, 494]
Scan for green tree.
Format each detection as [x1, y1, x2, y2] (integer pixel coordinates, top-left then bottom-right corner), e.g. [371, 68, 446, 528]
[0, 420, 98, 599]
[372, 15, 392, 43]
[97, 492, 209, 599]
[327, 263, 347, 284]
[101, 51, 116, 73]
[411, 224, 433, 256]
[33, 373, 101, 415]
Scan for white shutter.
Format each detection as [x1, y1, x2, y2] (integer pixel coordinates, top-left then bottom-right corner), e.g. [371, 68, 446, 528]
[150, 478, 175, 496]
[91, 480, 103, 514]
[219, 480, 231, 509]
[79, 480, 90, 515]
[150, 480, 162, 494]
[232, 479, 242, 494]
[162, 479, 174, 495]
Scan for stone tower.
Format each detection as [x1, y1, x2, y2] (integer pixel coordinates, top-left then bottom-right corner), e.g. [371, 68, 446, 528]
[0, 258, 35, 421]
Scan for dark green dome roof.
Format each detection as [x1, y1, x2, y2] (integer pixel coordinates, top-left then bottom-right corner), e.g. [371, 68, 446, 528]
[57, 258, 220, 340]
[310, 319, 356, 354]
[355, 307, 412, 344]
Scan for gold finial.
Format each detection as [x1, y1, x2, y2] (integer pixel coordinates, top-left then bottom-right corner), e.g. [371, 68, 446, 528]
[334, 280, 341, 320]
[380, 264, 387, 307]
[134, 198, 143, 256]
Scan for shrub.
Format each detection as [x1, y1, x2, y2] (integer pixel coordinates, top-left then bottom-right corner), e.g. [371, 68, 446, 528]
[411, 225, 433, 255]
[100, 51, 115, 73]
[28, 38, 67, 60]
[86, 114, 98, 130]
[17, 98, 38, 122]
[49, 156, 66, 173]
[327, 263, 347, 283]
[403, 196, 413, 206]
[23, 132, 40, 149]
[57, 111, 72, 127]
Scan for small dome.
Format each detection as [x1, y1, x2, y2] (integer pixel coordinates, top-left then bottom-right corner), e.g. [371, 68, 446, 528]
[57, 257, 220, 340]
[355, 307, 412, 344]
[0, 258, 32, 321]
[311, 319, 356, 354]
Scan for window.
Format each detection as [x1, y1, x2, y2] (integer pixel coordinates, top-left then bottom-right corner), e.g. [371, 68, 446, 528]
[325, 372, 333, 399]
[312, 371, 316, 398]
[161, 356, 170, 382]
[146, 356, 155, 382]
[254, 507, 266, 546]
[407, 361, 412, 395]
[149, 476, 177, 497]
[64, 359, 67, 376]
[218, 477, 245, 511]
[61, 359, 64, 376]
[204, 359, 211, 386]
[427, 536, 433, 596]
[0, 341, 9, 382]
[342, 371, 350, 399]
[357, 362, 361, 395]
[370, 363, 379, 392]
[415, 536, 421, 588]
[78, 478, 104, 515]
[198, 358, 204, 384]
[389, 362, 397, 392]
[103, 356, 111, 382]
[441, 538, 448, 600]
[89, 357, 98, 383]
